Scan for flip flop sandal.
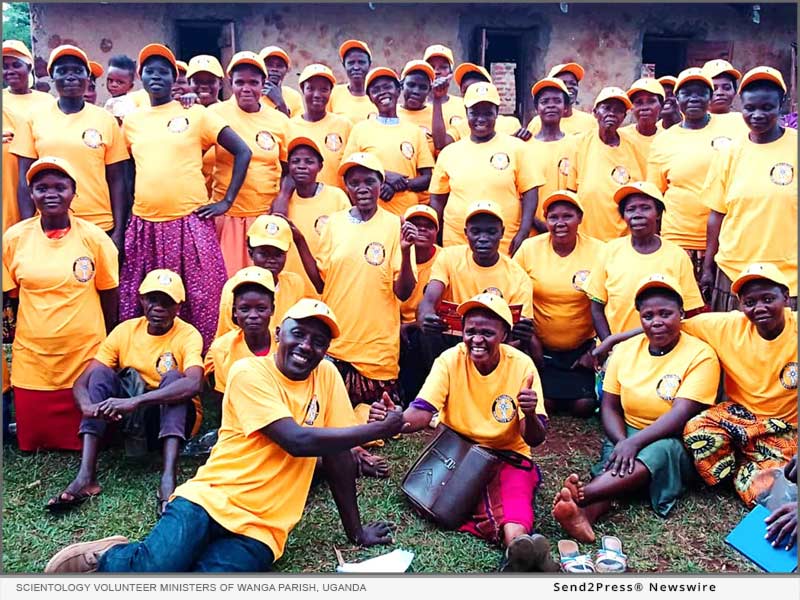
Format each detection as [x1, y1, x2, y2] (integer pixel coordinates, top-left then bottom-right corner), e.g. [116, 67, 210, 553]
[558, 539, 595, 573]
[45, 484, 102, 512]
[595, 535, 627, 573]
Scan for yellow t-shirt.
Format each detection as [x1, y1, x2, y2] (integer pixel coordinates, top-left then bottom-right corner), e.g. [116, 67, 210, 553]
[429, 134, 544, 253]
[446, 114, 522, 143]
[284, 184, 352, 297]
[261, 86, 304, 118]
[342, 118, 435, 217]
[441, 95, 466, 130]
[603, 332, 720, 430]
[288, 113, 353, 188]
[647, 118, 736, 250]
[11, 102, 129, 231]
[174, 354, 357, 559]
[585, 236, 704, 335]
[216, 270, 305, 341]
[1, 89, 55, 121]
[419, 343, 547, 457]
[702, 128, 798, 294]
[566, 129, 645, 241]
[208, 99, 289, 217]
[514, 232, 606, 350]
[430, 245, 533, 318]
[317, 208, 409, 380]
[523, 135, 574, 223]
[327, 84, 376, 124]
[709, 111, 749, 139]
[401, 245, 441, 324]
[397, 104, 435, 157]
[681, 310, 798, 424]
[122, 101, 227, 221]
[619, 124, 659, 177]
[528, 108, 596, 137]
[3, 216, 118, 390]
[204, 328, 262, 393]
[2, 105, 22, 234]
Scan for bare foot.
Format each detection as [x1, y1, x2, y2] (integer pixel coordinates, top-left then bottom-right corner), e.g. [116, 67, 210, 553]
[352, 448, 390, 478]
[552, 488, 596, 543]
[564, 473, 586, 503]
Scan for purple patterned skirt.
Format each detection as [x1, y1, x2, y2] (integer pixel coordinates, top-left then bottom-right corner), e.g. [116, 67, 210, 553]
[119, 214, 227, 351]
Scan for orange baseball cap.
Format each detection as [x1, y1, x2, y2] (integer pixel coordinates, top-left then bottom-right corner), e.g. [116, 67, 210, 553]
[283, 298, 341, 339]
[138, 43, 178, 76]
[187, 54, 224, 79]
[176, 60, 188, 74]
[453, 62, 492, 88]
[457, 292, 513, 328]
[139, 269, 186, 303]
[731, 263, 789, 294]
[739, 66, 787, 94]
[548, 62, 585, 81]
[674, 67, 713, 93]
[634, 273, 684, 303]
[401, 60, 435, 81]
[337, 152, 385, 180]
[226, 51, 267, 77]
[404, 204, 439, 229]
[3, 40, 33, 63]
[89, 61, 104, 79]
[259, 45, 291, 68]
[531, 77, 569, 98]
[230, 266, 277, 295]
[423, 44, 455, 66]
[657, 75, 678, 89]
[25, 156, 79, 186]
[287, 136, 323, 157]
[541, 190, 584, 215]
[247, 215, 292, 252]
[613, 181, 665, 205]
[339, 39, 371, 61]
[365, 66, 399, 90]
[298, 63, 336, 87]
[627, 78, 665, 101]
[463, 81, 500, 108]
[593, 86, 632, 110]
[47, 45, 90, 75]
[702, 59, 742, 81]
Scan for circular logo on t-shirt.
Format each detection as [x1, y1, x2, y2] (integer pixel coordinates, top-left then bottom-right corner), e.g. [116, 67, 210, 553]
[779, 362, 798, 390]
[449, 115, 463, 126]
[325, 133, 342, 151]
[483, 287, 504, 298]
[610, 165, 630, 185]
[3, 129, 15, 144]
[72, 256, 96, 283]
[558, 157, 570, 176]
[304, 395, 320, 426]
[255, 130, 275, 151]
[770, 163, 794, 186]
[656, 373, 682, 402]
[313, 215, 330, 236]
[490, 152, 510, 170]
[491, 394, 516, 423]
[400, 141, 415, 160]
[167, 117, 190, 134]
[156, 351, 177, 376]
[710, 136, 732, 151]
[572, 270, 590, 291]
[364, 241, 386, 266]
[82, 128, 103, 149]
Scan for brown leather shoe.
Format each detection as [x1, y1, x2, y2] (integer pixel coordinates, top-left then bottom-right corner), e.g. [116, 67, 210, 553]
[44, 536, 129, 573]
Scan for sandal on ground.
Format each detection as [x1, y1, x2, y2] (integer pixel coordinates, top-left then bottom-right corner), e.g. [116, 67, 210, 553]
[595, 535, 627, 573]
[45, 483, 102, 512]
[558, 539, 595, 573]
[155, 489, 170, 519]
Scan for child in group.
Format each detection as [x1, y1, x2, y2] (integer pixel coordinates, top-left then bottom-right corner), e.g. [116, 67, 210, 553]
[103, 55, 141, 120]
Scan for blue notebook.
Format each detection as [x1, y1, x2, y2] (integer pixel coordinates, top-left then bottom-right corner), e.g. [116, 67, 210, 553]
[725, 503, 798, 573]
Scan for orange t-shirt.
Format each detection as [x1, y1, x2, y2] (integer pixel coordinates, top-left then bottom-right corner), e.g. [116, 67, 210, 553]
[283, 184, 351, 297]
[122, 102, 227, 221]
[446, 114, 522, 143]
[261, 86, 304, 118]
[2, 105, 22, 234]
[327, 84, 376, 124]
[619, 124, 659, 177]
[3, 216, 118, 390]
[1, 89, 55, 121]
[524, 135, 574, 223]
[288, 113, 353, 188]
[401, 245, 441, 324]
[397, 104, 435, 157]
[204, 328, 259, 393]
[11, 102, 129, 231]
[209, 99, 289, 217]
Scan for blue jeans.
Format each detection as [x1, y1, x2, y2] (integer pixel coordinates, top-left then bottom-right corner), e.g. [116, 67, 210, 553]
[99, 497, 274, 572]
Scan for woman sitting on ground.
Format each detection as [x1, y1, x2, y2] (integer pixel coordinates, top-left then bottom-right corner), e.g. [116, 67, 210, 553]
[552, 274, 720, 545]
[370, 293, 558, 573]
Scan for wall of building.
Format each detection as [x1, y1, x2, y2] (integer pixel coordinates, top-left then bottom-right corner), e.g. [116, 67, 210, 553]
[30, 2, 796, 120]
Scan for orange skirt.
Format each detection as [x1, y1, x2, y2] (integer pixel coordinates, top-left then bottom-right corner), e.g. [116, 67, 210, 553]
[215, 215, 259, 278]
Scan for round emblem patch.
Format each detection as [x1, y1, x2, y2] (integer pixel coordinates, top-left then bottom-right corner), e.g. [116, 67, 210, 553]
[610, 165, 630, 185]
[491, 395, 516, 423]
[770, 162, 794, 186]
[490, 152, 510, 170]
[157, 273, 173, 285]
[656, 374, 682, 402]
[167, 117, 189, 134]
[400, 141, 415, 160]
[572, 270, 590, 291]
[710, 136, 732, 151]
[256, 130, 275, 151]
[325, 133, 342, 152]
[558, 157, 570, 177]
[449, 115, 463, 126]
[483, 287, 504, 298]
[3, 130, 15, 144]
[364, 242, 386, 266]
[72, 256, 96, 283]
[313, 215, 330, 236]
[779, 362, 798, 390]
[266, 222, 280, 235]
[304, 395, 320, 426]
[82, 128, 103, 149]
[155, 352, 177, 376]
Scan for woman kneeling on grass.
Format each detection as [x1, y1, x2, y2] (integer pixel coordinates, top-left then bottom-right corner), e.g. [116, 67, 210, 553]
[552, 274, 720, 553]
[370, 293, 559, 573]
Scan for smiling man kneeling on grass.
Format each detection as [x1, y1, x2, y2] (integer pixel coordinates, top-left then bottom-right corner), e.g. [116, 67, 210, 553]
[45, 299, 405, 573]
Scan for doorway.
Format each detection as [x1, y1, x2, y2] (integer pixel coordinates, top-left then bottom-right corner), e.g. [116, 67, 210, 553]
[641, 35, 689, 78]
[175, 20, 236, 99]
[475, 28, 533, 120]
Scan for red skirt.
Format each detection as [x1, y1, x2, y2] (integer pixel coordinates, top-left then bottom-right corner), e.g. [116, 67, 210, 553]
[14, 387, 82, 451]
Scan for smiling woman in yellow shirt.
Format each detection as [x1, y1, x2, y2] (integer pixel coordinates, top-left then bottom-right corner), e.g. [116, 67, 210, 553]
[2, 40, 55, 120]
[208, 52, 289, 276]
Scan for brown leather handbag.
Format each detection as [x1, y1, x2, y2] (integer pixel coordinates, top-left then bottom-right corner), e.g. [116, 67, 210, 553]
[401, 423, 533, 530]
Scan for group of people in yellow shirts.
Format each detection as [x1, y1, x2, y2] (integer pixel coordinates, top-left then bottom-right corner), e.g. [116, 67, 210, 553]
[1, 35, 797, 573]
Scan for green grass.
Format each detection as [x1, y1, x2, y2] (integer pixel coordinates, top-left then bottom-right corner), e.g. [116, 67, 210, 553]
[2, 414, 755, 573]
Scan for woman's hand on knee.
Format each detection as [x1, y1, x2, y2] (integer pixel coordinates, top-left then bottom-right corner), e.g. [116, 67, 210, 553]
[605, 437, 641, 477]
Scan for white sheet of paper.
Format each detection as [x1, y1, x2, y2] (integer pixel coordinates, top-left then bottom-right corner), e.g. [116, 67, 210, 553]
[335, 549, 415, 573]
